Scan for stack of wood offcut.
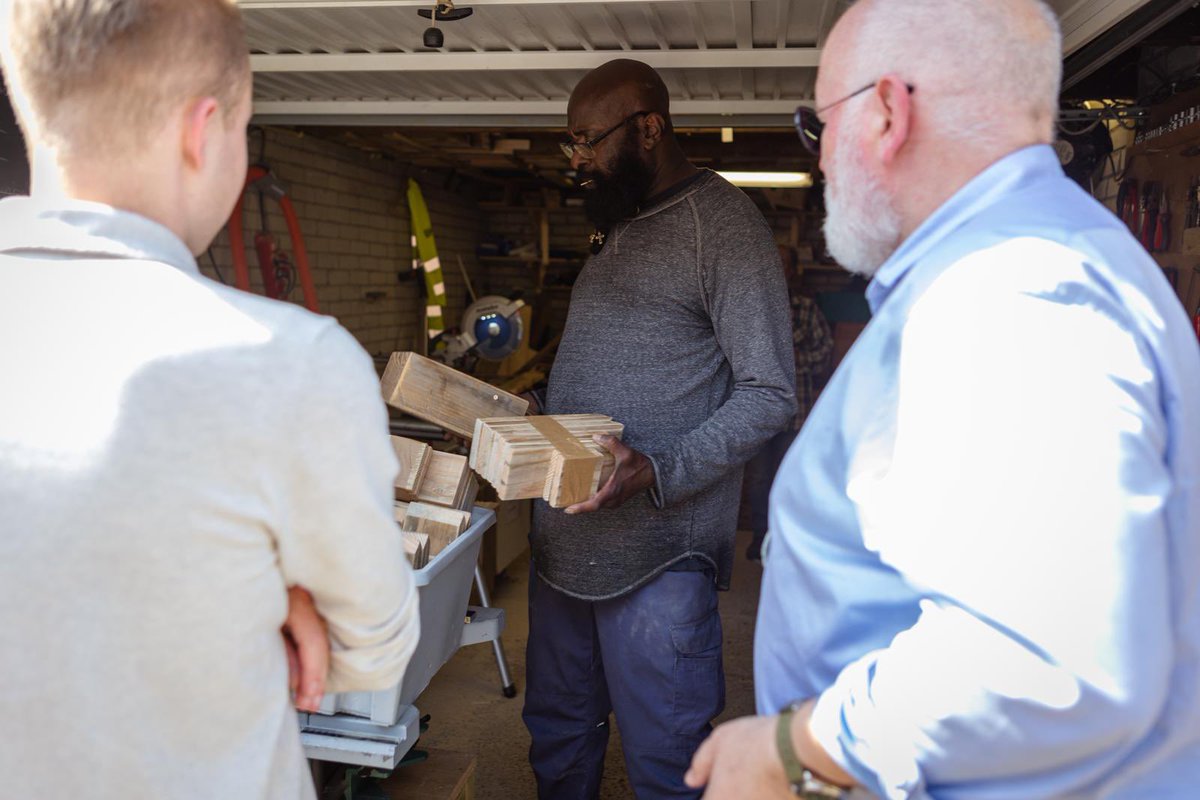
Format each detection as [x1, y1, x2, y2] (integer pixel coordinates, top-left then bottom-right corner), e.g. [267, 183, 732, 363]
[391, 434, 478, 569]
[391, 436, 478, 509]
[470, 414, 624, 508]
[379, 351, 522, 569]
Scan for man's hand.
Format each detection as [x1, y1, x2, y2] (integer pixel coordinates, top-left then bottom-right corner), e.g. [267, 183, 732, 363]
[565, 434, 655, 514]
[686, 703, 855, 798]
[685, 715, 792, 799]
[282, 585, 329, 713]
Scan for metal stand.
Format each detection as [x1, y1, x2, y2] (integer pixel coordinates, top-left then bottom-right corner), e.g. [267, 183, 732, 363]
[473, 564, 517, 698]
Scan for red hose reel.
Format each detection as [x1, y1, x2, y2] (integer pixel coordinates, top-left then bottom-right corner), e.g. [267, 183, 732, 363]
[226, 165, 320, 313]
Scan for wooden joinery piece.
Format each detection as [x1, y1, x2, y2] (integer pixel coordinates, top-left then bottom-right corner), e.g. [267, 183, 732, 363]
[401, 531, 430, 569]
[401, 502, 472, 558]
[380, 352, 529, 439]
[470, 414, 624, 508]
[413, 450, 471, 509]
[391, 436, 432, 502]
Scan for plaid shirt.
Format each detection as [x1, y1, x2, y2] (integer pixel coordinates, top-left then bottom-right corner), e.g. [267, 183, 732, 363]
[791, 293, 833, 430]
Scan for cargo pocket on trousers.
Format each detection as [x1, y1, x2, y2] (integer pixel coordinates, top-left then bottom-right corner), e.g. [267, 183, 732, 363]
[669, 610, 725, 736]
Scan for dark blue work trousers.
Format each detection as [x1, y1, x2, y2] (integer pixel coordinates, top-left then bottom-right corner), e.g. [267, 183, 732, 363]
[522, 566, 725, 800]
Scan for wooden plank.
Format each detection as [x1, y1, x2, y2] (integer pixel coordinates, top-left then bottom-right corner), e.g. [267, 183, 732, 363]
[402, 502, 472, 557]
[393, 501, 410, 527]
[380, 352, 529, 439]
[391, 436, 432, 502]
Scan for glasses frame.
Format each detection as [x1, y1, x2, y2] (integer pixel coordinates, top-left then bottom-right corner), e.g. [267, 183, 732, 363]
[560, 111, 650, 161]
[794, 82, 915, 157]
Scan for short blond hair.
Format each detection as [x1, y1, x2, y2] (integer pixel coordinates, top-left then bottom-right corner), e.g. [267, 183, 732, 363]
[1, 0, 250, 157]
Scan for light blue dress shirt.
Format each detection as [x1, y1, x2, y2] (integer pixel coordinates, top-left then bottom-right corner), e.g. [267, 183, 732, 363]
[756, 145, 1200, 799]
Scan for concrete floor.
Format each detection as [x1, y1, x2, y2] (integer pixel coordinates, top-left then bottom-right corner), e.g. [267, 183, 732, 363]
[414, 531, 762, 799]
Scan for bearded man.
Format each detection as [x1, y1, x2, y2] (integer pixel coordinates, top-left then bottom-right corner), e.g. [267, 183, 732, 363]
[520, 59, 797, 799]
[686, 1, 1200, 798]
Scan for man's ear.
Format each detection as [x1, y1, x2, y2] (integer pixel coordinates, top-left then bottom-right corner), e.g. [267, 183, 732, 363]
[181, 96, 220, 171]
[873, 75, 912, 166]
[641, 112, 666, 150]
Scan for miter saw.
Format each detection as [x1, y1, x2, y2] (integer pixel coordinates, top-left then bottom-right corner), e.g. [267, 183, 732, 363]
[436, 295, 526, 362]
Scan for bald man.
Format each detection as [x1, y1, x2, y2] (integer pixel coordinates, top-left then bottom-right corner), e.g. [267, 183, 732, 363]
[523, 60, 796, 798]
[687, 1, 1200, 797]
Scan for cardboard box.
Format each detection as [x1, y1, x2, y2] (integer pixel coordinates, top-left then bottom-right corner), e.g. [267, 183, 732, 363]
[474, 499, 531, 601]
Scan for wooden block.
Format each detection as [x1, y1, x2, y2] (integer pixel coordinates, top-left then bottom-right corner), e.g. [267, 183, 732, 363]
[379, 749, 476, 800]
[470, 414, 624, 507]
[402, 502, 472, 558]
[393, 501, 410, 527]
[461, 473, 479, 511]
[546, 444, 615, 507]
[380, 352, 529, 439]
[414, 450, 471, 509]
[402, 530, 429, 569]
[391, 436, 432, 502]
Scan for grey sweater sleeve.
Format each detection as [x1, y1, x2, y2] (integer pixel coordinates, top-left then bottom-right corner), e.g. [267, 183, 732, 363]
[648, 197, 798, 508]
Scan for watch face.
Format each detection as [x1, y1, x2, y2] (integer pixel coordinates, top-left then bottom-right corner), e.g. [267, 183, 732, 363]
[800, 775, 846, 798]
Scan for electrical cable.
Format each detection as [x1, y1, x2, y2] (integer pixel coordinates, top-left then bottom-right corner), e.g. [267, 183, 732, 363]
[1057, 117, 1105, 136]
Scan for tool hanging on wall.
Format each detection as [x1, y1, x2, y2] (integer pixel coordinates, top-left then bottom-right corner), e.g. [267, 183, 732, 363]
[1139, 182, 1158, 251]
[1186, 178, 1199, 229]
[1117, 178, 1139, 233]
[226, 165, 320, 312]
[1154, 188, 1171, 253]
[407, 178, 448, 344]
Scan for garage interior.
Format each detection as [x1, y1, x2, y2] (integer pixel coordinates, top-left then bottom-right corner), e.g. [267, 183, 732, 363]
[3, 0, 1200, 797]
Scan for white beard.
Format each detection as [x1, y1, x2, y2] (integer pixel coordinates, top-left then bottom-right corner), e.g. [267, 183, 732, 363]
[822, 113, 903, 277]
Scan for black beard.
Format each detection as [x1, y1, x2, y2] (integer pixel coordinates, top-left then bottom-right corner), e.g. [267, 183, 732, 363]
[579, 137, 655, 231]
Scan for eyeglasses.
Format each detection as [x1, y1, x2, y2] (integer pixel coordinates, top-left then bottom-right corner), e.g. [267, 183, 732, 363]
[560, 111, 649, 160]
[794, 82, 915, 157]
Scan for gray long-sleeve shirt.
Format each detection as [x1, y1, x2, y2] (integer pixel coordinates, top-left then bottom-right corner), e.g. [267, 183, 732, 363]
[532, 170, 797, 600]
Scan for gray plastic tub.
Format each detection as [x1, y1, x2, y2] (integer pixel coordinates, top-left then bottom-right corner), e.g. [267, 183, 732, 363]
[312, 506, 495, 726]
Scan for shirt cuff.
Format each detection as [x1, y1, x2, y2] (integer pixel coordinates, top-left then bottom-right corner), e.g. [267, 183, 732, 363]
[646, 452, 667, 510]
[809, 690, 855, 778]
[808, 677, 916, 800]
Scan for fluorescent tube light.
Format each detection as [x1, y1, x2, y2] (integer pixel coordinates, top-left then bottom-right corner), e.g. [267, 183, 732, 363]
[718, 171, 813, 188]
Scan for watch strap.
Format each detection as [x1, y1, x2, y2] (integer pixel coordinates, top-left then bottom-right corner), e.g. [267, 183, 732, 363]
[776, 704, 809, 791]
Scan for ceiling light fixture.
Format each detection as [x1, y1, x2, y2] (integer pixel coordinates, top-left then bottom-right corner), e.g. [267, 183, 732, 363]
[718, 171, 813, 188]
[418, 2, 473, 49]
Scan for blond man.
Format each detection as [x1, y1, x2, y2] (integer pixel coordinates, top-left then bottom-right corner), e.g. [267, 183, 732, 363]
[0, 2, 419, 797]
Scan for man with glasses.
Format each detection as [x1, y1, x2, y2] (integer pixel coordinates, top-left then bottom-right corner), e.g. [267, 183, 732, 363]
[687, 0, 1200, 797]
[522, 58, 796, 799]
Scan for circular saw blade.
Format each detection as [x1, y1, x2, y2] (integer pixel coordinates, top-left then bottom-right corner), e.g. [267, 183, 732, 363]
[472, 308, 524, 360]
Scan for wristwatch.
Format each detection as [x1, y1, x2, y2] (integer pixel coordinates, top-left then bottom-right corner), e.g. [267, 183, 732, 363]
[777, 702, 843, 798]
